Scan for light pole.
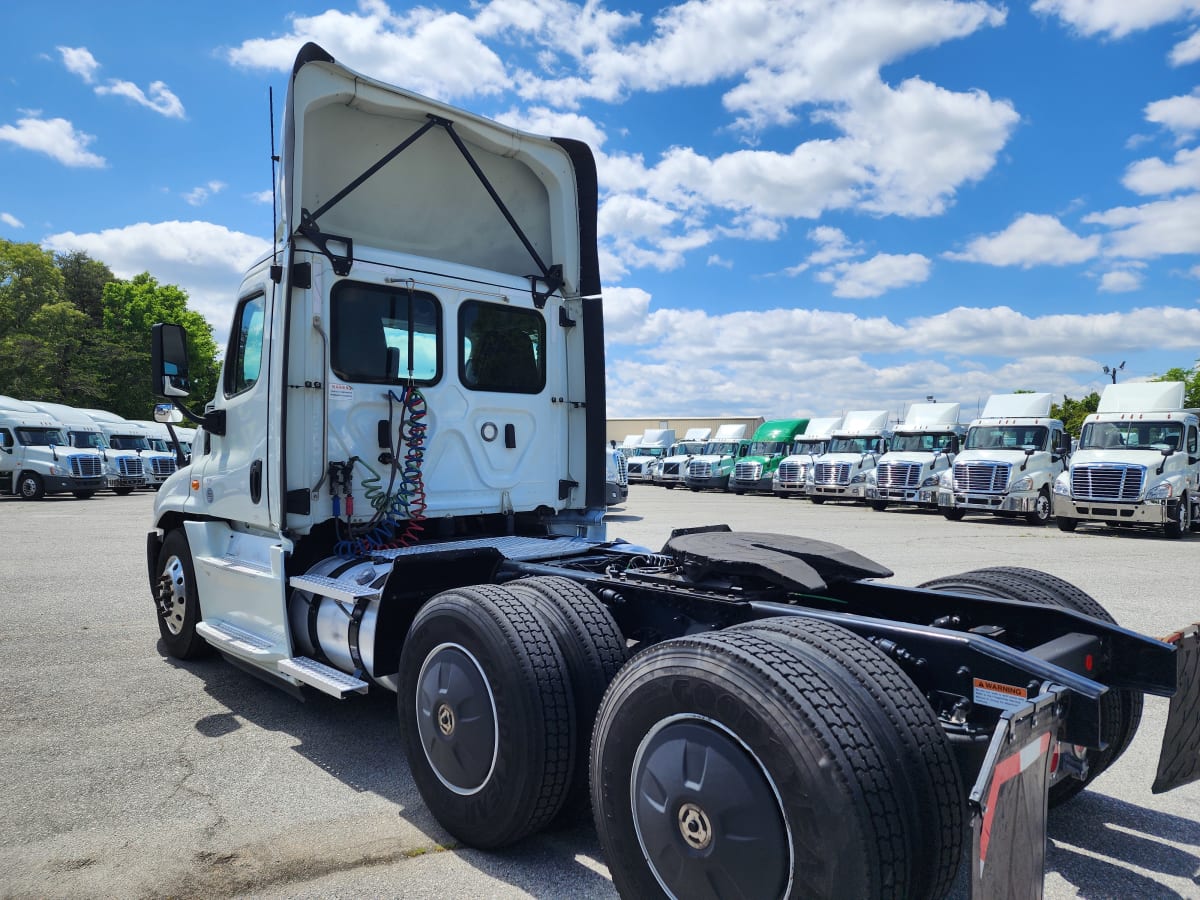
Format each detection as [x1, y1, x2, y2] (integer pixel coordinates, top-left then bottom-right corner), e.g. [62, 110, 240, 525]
[1103, 361, 1126, 384]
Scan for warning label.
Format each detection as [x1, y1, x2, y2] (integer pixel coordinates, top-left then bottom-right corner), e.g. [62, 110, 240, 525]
[328, 382, 354, 404]
[973, 677, 1029, 712]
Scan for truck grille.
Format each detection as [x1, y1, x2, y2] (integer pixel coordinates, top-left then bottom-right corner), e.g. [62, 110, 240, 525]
[814, 462, 851, 485]
[952, 462, 1010, 494]
[1071, 464, 1144, 501]
[777, 461, 810, 483]
[148, 457, 176, 476]
[627, 462, 644, 475]
[615, 454, 628, 485]
[876, 462, 920, 488]
[69, 455, 102, 478]
[734, 461, 762, 482]
[688, 461, 713, 479]
[118, 457, 144, 477]
[662, 462, 680, 476]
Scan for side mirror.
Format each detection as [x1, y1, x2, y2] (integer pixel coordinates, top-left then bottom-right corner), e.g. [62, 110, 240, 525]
[154, 403, 184, 424]
[151, 323, 192, 398]
[1161, 446, 1175, 458]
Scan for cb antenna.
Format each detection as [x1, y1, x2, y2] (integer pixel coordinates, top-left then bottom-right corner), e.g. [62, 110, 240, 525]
[269, 87, 280, 256]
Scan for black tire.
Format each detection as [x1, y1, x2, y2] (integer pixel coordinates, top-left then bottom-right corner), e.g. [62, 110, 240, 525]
[941, 508, 965, 521]
[774, 491, 786, 498]
[871, 499, 889, 512]
[1026, 488, 1052, 526]
[1057, 516, 1078, 532]
[917, 567, 1141, 806]
[17, 472, 45, 500]
[398, 585, 574, 848]
[73, 490, 96, 500]
[664, 483, 674, 490]
[689, 486, 700, 493]
[811, 496, 826, 505]
[733, 490, 745, 496]
[504, 576, 627, 816]
[592, 628, 913, 900]
[154, 529, 212, 659]
[113, 487, 135, 496]
[738, 617, 965, 899]
[1165, 493, 1189, 539]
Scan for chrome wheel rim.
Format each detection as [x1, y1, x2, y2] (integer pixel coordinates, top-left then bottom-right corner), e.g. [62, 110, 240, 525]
[157, 554, 188, 635]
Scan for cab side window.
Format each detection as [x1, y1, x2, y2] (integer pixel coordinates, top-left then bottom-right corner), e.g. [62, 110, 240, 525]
[459, 301, 545, 394]
[0, 428, 12, 450]
[225, 293, 266, 397]
[1188, 426, 1198, 456]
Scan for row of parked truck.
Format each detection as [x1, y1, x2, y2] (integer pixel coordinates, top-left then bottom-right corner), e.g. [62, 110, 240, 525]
[0, 395, 195, 500]
[615, 383, 1200, 538]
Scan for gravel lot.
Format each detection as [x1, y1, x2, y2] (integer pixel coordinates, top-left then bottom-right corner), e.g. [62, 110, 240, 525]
[1, 486, 1197, 899]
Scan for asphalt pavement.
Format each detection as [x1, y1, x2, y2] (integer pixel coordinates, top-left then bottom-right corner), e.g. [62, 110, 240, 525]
[0, 487, 1196, 899]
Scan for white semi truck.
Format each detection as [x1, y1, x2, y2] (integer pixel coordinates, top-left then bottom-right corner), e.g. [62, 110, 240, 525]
[938, 393, 1070, 526]
[143, 43, 1200, 900]
[604, 444, 628, 506]
[808, 410, 890, 503]
[624, 427, 675, 483]
[867, 402, 964, 512]
[74, 409, 151, 494]
[1053, 381, 1200, 538]
[772, 416, 843, 497]
[653, 427, 710, 488]
[0, 396, 104, 499]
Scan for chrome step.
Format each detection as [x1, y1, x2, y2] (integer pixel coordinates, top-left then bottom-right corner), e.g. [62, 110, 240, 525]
[289, 573, 381, 604]
[278, 656, 369, 699]
[196, 619, 275, 655]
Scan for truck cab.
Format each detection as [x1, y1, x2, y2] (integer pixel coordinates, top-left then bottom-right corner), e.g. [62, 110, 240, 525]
[604, 444, 628, 506]
[653, 427, 710, 488]
[625, 428, 675, 483]
[771, 416, 843, 497]
[867, 402, 963, 511]
[1053, 382, 1200, 538]
[808, 410, 890, 503]
[730, 418, 809, 494]
[938, 393, 1069, 526]
[0, 398, 104, 500]
[684, 423, 749, 491]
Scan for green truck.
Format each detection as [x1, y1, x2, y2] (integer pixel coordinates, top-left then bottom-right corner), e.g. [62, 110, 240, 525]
[730, 418, 810, 494]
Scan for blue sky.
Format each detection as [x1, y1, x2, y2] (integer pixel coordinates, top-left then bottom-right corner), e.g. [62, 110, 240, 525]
[2, 1, 1199, 420]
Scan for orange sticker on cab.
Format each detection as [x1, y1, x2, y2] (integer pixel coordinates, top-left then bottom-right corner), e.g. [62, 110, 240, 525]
[973, 677, 1029, 712]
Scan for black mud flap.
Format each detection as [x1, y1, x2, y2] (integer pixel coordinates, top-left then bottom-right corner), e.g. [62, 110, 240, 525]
[969, 690, 1063, 900]
[1152, 623, 1200, 794]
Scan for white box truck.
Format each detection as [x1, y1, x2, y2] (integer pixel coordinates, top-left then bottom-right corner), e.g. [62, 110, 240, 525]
[1053, 381, 1199, 537]
[624, 427, 675, 483]
[867, 402, 964, 511]
[808, 410, 890, 503]
[653, 427, 710, 488]
[937, 393, 1069, 526]
[0, 396, 104, 499]
[141, 42, 1200, 899]
[772, 416, 843, 497]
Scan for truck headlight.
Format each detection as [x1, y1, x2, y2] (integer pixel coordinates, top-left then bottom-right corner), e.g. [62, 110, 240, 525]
[1147, 481, 1174, 500]
[1010, 475, 1033, 493]
[865, 471, 877, 486]
[1052, 472, 1070, 496]
[939, 470, 953, 488]
[850, 472, 867, 484]
[921, 474, 940, 487]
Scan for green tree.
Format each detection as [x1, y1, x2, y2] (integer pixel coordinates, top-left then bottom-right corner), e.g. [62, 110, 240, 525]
[1050, 392, 1100, 435]
[1152, 363, 1200, 408]
[0, 240, 64, 339]
[99, 273, 219, 419]
[56, 250, 114, 326]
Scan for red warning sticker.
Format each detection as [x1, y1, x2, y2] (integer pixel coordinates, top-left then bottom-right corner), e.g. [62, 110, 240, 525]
[973, 678, 1029, 712]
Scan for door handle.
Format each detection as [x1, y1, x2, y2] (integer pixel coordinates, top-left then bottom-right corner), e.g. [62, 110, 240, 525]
[250, 459, 262, 504]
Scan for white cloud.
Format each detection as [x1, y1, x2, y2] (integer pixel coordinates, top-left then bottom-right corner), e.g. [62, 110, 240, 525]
[1145, 91, 1200, 140]
[249, 190, 273, 204]
[0, 114, 105, 168]
[1, 212, 24, 229]
[1171, 29, 1200, 65]
[706, 254, 733, 268]
[1032, 0, 1200, 39]
[41, 221, 272, 339]
[183, 181, 228, 207]
[1098, 269, 1144, 292]
[95, 80, 185, 119]
[1085, 193, 1200, 258]
[944, 213, 1100, 267]
[820, 252, 932, 298]
[57, 46, 100, 83]
[1122, 147, 1200, 195]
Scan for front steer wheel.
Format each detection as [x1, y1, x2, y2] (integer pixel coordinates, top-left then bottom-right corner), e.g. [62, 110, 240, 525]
[592, 627, 926, 900]
[1165, 493, 1189, 539]
[17, 472, 45, 500]
[398, 585, 574, 848]
[154, 529, 212, 659]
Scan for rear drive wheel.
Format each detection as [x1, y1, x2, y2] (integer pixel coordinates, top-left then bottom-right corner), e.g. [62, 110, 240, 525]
[592, 628, 914, 900]
[398, 585, 574, 848]
[505, 576, 627, 816]
[1026, 488, 1052, 526]
[18, 472, 44, 500]
[917, 567, 1141, 806]
[154, 529, 212, 659]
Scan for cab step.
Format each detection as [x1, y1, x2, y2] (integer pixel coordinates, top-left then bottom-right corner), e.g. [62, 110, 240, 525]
[278, 656, 369, 699]
[196, 619, 275, 656]
[289, 573, 381, 605]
